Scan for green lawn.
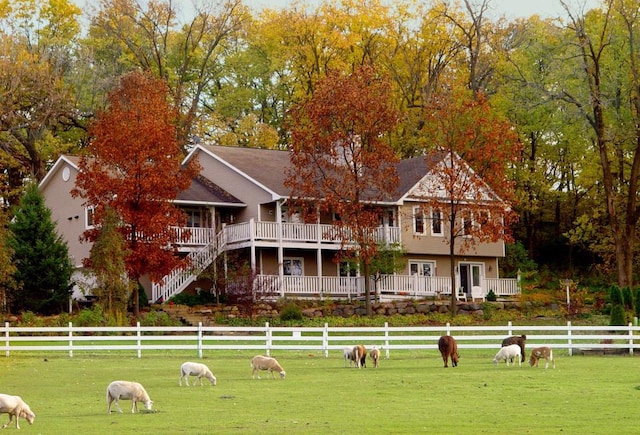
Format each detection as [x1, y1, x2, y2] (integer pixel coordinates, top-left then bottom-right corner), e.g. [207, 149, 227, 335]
[1, 349, 638, 434]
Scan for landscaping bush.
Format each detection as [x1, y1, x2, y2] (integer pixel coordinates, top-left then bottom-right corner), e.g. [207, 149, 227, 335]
[169, 290, 217, 306]
[486, 289, 497, 302]
[622, 286, 634, 310]
[609, 285, 623, 305]
[609, 303, 626, 326]
[279, 303, 303, 322]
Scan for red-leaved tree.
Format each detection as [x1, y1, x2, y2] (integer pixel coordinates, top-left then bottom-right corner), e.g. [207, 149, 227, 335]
[285, 65, 400, 316]
[72, 71, 199, 318]
[421, 89, 521, 315]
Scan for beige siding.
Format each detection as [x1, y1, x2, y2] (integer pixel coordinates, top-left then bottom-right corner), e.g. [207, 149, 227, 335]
[40, 163, 91, 268]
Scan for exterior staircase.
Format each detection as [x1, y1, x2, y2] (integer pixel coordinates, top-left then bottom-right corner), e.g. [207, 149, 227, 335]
[151, 231, 224, 303]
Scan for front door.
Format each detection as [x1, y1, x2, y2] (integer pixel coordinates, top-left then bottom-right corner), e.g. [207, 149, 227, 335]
[459, 263, 483, 297]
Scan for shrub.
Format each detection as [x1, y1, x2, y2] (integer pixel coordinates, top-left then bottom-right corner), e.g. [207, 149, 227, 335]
[75, 306, 106, 326]
[140, 309, 181, 327]
[169, 290, 217, 306]
[279, 303, 303, 322]
[622, 286, 634, 310]
[635, 288, 640, 319]
[609, 304, 626, 326]
[609, 285, 623, 305]
[486, 289, 497, 302]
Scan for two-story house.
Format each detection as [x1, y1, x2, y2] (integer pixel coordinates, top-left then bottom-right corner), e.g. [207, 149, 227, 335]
[38, 144, 519, 304]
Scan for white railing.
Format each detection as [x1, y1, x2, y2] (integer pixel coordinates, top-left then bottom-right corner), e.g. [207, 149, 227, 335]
[172, 227, 215, 246]
[484, 278, 519, 296]
[3, 321, 638, 358]
[151, 241, 218, 303]
[224, 220, 400, 246]
[254, 274, 519, 301]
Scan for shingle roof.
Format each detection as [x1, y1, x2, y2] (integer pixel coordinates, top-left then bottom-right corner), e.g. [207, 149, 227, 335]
[200, 145, 447, 203]
[177, 175, 244, 205]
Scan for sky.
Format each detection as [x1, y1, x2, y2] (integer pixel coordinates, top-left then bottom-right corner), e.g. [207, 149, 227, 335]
[241, 0, 603, 19]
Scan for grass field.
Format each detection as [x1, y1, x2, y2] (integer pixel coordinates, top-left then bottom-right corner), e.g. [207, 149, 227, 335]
[1, 348, 639, 434]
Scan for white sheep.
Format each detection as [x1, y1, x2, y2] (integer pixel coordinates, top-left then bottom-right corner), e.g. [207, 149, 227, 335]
[106, 381, 153, 414]
[0, 394, 35, 429]
[179, 362, 217, 386]
[493, 344, 522, 366]
[251, 355, 286, 379]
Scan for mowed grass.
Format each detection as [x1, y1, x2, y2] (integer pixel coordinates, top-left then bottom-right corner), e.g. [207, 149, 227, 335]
[1, 349, 639, 434]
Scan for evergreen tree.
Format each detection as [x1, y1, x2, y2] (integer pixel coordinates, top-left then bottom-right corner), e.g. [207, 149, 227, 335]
[0, 209, 17, 313]
[7, 183, 73, 314]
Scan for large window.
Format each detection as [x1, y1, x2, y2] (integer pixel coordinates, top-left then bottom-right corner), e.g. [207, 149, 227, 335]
[431, 208, 442, 236]
[339, 261, 358, 277]
[413, 206, 425, 234]
[409, 261, 435, 277]
[283, 258, 304, 276]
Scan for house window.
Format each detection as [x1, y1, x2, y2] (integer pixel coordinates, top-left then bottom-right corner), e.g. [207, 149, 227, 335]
[284, 258, 303, 276]
[431, 208, 442, 236]
[462, 213, 473, 236]
[409, 261, 435, 277]
[339, 261, 358, 277]
[86, 206, 95, 229]
[413, 206, 425, 234]
[185, 209, 201, 227]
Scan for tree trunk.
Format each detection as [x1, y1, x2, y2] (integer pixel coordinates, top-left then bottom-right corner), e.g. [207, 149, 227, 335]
[449, 221, 457, 317]
[363, 262, 372, 316]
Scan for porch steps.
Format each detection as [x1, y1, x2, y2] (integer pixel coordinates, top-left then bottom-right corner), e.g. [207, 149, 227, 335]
[158, 304, 215, 326]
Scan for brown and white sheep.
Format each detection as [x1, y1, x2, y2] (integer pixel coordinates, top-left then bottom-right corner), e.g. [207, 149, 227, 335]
[251, 355, 286, 379]
[343, 347, 356, 367]
[493, 344, 522, 366]
[501, 335, 526, 363]
[179, 362, 217, 386]
[438, 335, 460, 368]
[369, 346, 381, 368]
[352, 344, 367, 368]
[529, 346, 555, 369]
[106, 381, 153, 414]
[0, 394, 35, 429]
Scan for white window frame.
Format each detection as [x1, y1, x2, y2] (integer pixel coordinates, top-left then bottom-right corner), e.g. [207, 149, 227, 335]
[409, 260, 436, 277]
[338, 261, 358, 277]
[413, 206, 425, 235]
[283, 257, 304, 276]
[431, 207, 443, 236]
[85, 206, 95, 229]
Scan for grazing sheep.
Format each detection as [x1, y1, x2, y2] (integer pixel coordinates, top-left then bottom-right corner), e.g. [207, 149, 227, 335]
[179, 362, 217, 386]
[343, 347, 356, 367]
[438, 335, 460, 368]
[353, 344, 367, 368]
[251, 355, 286, 379]
[493, 344, 522, 366]
[529, 346, 555, 369]
[0, 394, 35, 429]
[106, 381, 153, 414]
[370, 346, 381, 368]
[501, 335, 526, 363]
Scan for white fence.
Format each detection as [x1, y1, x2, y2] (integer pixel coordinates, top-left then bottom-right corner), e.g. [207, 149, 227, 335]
[3, 321, 639, 359]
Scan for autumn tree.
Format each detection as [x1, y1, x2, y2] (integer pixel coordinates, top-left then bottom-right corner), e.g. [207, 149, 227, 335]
[421, 89, 520, 315]
[71, 71, 199, 318]
[286, 65, 400, 316]
[0, 0, 83, 206]
[87, 206, 130, 320]
[0, 207, 17, 313]
[7, 183, 73, 314]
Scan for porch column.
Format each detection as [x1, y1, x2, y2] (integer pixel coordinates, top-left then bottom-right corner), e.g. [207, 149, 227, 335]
[317, 248, 322, 299]
[276, 203, 284, 298]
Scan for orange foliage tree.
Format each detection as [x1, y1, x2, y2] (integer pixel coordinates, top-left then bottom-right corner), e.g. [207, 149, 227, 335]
[285, 65, 400, 316]
[71, 71, 199, 318]
[421, 89, 521, 315]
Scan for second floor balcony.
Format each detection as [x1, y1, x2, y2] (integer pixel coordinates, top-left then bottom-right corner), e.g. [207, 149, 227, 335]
[174, 219, 401, 250]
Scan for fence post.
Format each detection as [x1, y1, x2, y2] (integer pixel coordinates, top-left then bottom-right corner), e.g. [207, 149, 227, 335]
[384, 322, 390, 359]
[567, 321, 572, 356]
[507, 320, 512, 337]
[323, 323, 329, 358]
[265, 322, 271, 356]
[198, 322, 203, 359]
[4, 322, 9, 357]
[68, 322, 73, 358]
[446, 322, 451, 336]
[136, 322, 142, 358]
[628, 323, 634, 356]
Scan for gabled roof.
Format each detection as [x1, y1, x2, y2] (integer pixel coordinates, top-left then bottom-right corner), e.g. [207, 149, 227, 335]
[40, 154, 243, 207]
[189, 144, 291, 199]
[187, 144, 452, 204]
[176, 175, 244, 207]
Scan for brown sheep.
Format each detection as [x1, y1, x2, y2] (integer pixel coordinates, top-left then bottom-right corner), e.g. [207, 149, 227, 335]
[438, 335, 459, 368]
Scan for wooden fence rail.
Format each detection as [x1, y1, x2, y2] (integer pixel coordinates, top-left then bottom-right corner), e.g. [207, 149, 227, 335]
[3, 321, 639, 358]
